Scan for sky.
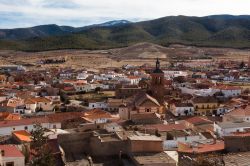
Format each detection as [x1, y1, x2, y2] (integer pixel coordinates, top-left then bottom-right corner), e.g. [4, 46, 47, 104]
[1, 0, 250, 29]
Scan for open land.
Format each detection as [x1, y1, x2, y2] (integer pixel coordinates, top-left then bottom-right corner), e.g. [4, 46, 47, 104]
[0, 42, 249, 71]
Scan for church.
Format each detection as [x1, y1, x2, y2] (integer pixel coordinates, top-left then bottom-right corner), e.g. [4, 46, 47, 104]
[118, 58, 166, 124]
[150, 58, 165, 103]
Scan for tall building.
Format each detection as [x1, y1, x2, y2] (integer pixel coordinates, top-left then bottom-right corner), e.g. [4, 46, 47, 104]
[150, 58, 165, 103]
[248, 56, 250, 68]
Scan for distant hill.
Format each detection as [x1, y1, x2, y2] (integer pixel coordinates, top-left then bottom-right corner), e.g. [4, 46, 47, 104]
[0, 20, 131, 40]
[1, 15, 250, 51]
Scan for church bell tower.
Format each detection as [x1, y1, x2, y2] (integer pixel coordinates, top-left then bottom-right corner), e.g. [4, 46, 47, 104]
[150, 58, 165, 103]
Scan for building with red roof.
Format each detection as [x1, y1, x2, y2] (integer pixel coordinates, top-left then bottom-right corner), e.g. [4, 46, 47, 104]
[223, 105, 250, 122]
[0, 145, 25, 166]
[178, 140, 224, 154]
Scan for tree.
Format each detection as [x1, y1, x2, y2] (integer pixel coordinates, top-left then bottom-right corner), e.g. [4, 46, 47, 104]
[95, 87, 101, 92]
[239, 61, 245, 69]
[218, 63, 225, 69]
[30, 124, 54, 166]
[173, 76, 186, 83]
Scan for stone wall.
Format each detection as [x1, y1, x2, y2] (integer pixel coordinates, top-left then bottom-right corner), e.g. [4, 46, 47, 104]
[58, 132, 92, 161]
[224, 135, 250, 152]
[89, 136, 128, 156]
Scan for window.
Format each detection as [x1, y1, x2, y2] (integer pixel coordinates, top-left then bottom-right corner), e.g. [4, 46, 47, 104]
[6, 162, 14, 166]
[146, 108, 150, 112]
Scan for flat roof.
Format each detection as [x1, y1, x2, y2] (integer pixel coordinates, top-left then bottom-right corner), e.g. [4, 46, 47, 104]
[132, 152, 176, 165]
[217, 122, 250, 129]
[128, 135, 162, 141]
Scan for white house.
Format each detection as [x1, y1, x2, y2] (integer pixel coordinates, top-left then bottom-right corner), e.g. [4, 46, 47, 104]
[214, 121, 250, 137]
[212, 85, 242, 98]
[170, 103, 194, 116]
[74, 83, 94, 93]
[76, 72, 89, 80]
[179, 87, 215, 97]
[24, 97, 54, 113]
[124, 76, 141, 85]
[163, 71, 188, 79]
[59, 72, 73, 79]
[82, 109, 113, 124]
[88, 100, 107, 110]
[0, 145, 25, 166]
[164, 134, 206, 150]
[0, 117, 61, 136]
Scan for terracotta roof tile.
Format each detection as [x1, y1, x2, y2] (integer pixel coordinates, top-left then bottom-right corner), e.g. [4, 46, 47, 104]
[185, 117, 213, 125]
[4, 113, 21, 121]
[178, 140, 224, 153]
[0, 145, 24, 157]
[12, 130, 31, 142]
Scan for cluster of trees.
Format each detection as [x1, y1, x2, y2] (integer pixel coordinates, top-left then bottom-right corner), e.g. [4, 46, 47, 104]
[30, 124, 54, 166]
[40, 58, 66, 64]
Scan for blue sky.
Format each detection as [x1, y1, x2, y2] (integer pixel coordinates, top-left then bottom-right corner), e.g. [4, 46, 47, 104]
[1, 0, 250, 29]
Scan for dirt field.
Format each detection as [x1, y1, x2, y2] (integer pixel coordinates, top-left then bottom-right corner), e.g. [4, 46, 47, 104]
[0, 43, 249, 71]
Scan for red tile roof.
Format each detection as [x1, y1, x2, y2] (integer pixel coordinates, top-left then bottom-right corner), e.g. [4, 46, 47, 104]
[178, 140, 224, 154]
[226, 105, 250, 117]
[0, 112, 85, 128]
[185, 117, 213, 125]
[4, 113, 21, 121]
[0, 117, 49, 128]
[229, 131, 250, 137]
[83, 109, 112, 120]
[0, 145, 24, 157]
[214, 85, 242, 91]
[12, 130, 32, 142]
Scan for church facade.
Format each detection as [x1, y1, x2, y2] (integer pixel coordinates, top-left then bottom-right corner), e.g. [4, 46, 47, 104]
[118, 59, 166, 124]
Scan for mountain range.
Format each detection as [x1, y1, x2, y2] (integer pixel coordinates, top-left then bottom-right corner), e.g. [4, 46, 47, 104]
[1, 15, 250, 51]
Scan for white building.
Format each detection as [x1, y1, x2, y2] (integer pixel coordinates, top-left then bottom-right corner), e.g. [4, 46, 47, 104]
[170, 103, 194, 116]
[212, 86, 242, 98]
[74, 83, 92, 93]
[76, 72, 89, 80]
[0, 117, 61, 136]
[88, 100, 107, 110]
[164, 134, 206, 150]
[163, 71, 188, 79]
[24, 97, 54, 113]
[124, 76, 141, 85]
[0, 145, 25, 166]
[214, 121, 250, 137]
[179, 87, 215, 97]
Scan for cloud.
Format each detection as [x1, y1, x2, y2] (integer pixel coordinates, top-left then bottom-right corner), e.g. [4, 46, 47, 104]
[0, 0, 250, 28]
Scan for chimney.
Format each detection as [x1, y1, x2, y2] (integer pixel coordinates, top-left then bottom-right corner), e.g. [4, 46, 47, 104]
[1, 150, 5, 157]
